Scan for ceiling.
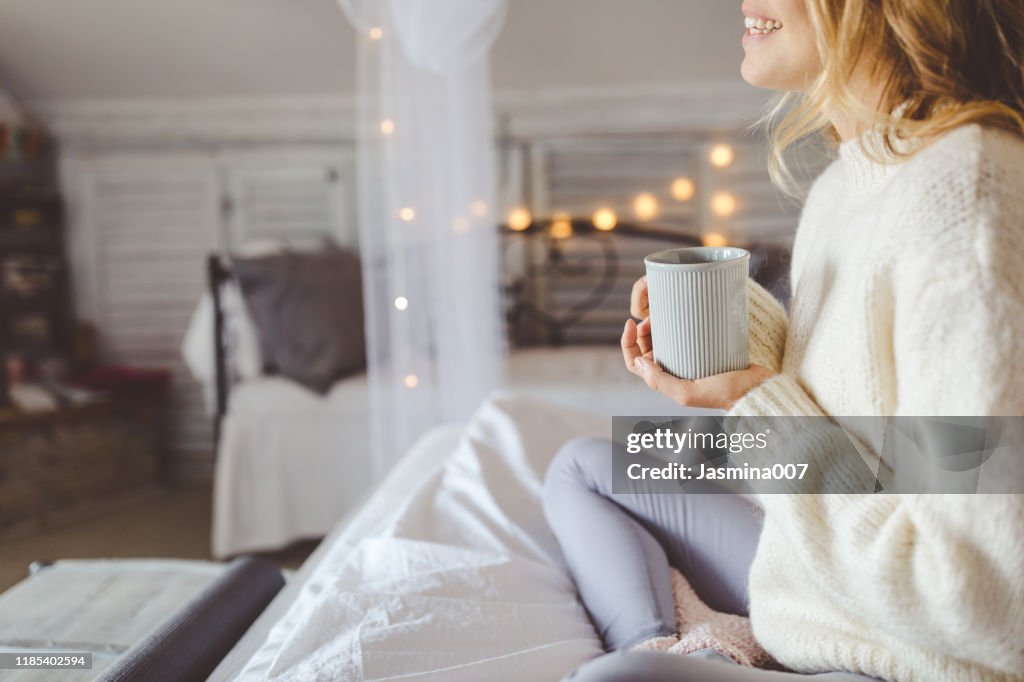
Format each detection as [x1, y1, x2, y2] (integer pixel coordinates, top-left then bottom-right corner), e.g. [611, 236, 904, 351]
[0, 0, 746, 102]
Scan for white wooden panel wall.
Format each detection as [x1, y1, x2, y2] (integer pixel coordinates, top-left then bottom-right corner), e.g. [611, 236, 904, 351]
[79, 157, 220, 456]
[532, 132, 799, 244]
[67, 148, 355, 474]
[223, 149, 356, 250]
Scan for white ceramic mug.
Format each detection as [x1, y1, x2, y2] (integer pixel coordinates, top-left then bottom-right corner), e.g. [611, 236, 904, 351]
[644, 246, 750, 380]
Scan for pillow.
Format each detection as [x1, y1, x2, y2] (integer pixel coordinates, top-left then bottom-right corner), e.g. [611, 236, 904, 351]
[232, 247, 366, 394]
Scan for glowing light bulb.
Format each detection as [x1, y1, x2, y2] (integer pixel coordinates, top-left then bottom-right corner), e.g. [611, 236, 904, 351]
[403, 374, 419, 388]
[703, 232, 729, 247]
[671, 177, 696, 202]
[592, 207, 618, 232]
[379, 118, 395, 135]
[470, 200, 488, 217]
[633, 192, 659, 221]
[507, 206, 532, 231]
[394, 296, 408, 311]
[709, 144, 735, 169]
[710, 192, 738, 217]
[398, 207, 416, 222]
[550, 212, 573, 239]
[368, 26, 383, 41]
[452, 216, 469, 233]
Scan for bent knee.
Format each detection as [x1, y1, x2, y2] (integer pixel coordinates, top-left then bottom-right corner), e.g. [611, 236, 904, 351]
[545, 437, 611, 485]
[543, 436, 614, 512]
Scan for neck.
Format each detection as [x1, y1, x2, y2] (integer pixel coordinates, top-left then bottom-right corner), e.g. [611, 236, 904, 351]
[830, 111, 860, 142]
[824, 73, 886, 142]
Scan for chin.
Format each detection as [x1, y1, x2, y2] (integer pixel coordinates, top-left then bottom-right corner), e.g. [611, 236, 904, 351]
[741, 54, 805, 91]
[741, 60, 779, 90]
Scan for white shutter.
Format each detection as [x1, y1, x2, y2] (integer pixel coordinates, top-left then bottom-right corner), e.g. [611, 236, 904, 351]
[81, 158, 220, 457]
[223, 149, 355, 251]
[536, 134, 797, 244]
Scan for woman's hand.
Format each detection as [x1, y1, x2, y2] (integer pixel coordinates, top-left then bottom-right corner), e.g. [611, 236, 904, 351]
[629, 275, 650, 320]
[622, 276, 775, 411]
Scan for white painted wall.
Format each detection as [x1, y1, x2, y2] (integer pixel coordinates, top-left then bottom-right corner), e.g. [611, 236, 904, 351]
[0, 0, 747, 102]
[0, 0, 355, 99]
[494, 0, 746, 92]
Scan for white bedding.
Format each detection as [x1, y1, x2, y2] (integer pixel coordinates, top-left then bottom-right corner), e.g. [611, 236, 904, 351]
[234, 395, 614, 681]
[214, 346, 691, 558]
[213, 374, 375, 558]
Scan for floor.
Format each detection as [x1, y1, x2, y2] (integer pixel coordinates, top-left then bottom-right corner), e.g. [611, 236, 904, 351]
[0, 483, 319, 594]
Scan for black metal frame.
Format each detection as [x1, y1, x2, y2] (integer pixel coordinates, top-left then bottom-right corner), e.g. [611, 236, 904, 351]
[501, 219, 701, 346]
[207, 254, 232, 444]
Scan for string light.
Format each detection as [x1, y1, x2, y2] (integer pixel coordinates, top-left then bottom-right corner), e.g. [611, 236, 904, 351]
[710, 191, 738, 218]
[398, 207, 416, 222]
[709, 144, 735, 169]
[452, 216, 469, 233]
[703, 232, 729, 247]
[470, 200, 488, 217]
[550, 212, 573, 239]
[671, 177, 696, 202]
[633, 192, 659, 221]
[380, 118, 395, 135]
[592, 207, 618, 231]
[368, 26, 383, 40]
[507, 206, 532, 231]
[403, 374, 419, 388]
[394, 296, 409, 311]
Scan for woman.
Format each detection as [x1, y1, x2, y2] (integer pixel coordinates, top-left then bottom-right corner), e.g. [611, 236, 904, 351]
[543, 1, 1024, 681]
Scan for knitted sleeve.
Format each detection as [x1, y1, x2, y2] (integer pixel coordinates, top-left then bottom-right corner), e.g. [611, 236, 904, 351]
[746, 278, 788, 374]
[732, 277, 825, 417]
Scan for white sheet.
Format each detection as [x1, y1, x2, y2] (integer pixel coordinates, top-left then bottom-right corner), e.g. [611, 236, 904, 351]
[234, 395, 613, 681]
[214, 346, 699, 558]
[212, 374, 376, 558]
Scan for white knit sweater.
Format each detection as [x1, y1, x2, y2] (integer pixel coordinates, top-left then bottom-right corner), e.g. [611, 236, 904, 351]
[732, 125, 1024, 682]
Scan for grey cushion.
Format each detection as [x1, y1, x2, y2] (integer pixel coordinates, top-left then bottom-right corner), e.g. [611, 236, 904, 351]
[233, 247, 366, 394]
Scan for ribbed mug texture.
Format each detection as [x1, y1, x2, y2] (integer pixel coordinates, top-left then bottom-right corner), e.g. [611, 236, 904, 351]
[645, 247, 750, 380]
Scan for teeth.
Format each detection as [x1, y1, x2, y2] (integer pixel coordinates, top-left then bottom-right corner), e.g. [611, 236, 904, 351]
[744, 16, 783, 33]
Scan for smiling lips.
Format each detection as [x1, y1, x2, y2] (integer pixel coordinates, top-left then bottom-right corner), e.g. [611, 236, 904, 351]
[744, 15, 783, 34]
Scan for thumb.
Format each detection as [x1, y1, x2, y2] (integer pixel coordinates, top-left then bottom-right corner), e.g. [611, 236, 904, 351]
[634, 356, 664, 391]
[635, 356, 691, 405]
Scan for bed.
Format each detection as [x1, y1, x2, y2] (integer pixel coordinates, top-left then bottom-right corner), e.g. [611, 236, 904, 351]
[211, 347, 688, 558]
[190, 225, 789, 559]
[210, 394, 715, 681]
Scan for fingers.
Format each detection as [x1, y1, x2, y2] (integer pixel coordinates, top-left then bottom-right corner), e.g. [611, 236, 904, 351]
[631, 359, 776, 410]
[621, 319, 642, 375]
[633, 356, 694, 406]
[636, 317, 652, 356]
[629, 276, 649, 319]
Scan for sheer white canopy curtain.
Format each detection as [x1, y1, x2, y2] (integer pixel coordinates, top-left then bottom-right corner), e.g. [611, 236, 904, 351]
[339, 0, 509, 478]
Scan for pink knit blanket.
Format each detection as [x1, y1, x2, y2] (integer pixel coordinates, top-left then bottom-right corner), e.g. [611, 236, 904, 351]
[633, 567, 778, 669]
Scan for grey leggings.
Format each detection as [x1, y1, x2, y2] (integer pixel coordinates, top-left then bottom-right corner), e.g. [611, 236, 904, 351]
[543, 437, 878, 682]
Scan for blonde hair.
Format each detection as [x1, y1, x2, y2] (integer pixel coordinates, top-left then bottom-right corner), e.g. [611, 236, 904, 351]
[765, 0, 1024, 195]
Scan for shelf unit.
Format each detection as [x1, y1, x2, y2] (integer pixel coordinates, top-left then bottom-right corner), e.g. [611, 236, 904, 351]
[0, 144, 72, 404]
